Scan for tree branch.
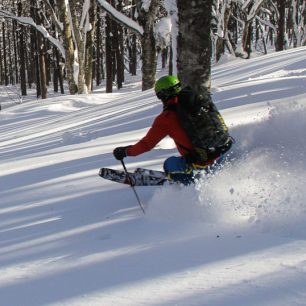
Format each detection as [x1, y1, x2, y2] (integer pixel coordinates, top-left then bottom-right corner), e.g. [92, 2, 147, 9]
[0, 9, 65, 59]
[96, 0, 144, 35]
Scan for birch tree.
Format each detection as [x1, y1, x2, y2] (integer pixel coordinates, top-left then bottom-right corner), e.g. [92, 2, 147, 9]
[212, 0, 235, 61]
[47, 0, 97, 94]
[177, 0, 213, 93]
[136, 0, 160, 90]
[56, 0, 78, 93]
[289, 0, 306, 47]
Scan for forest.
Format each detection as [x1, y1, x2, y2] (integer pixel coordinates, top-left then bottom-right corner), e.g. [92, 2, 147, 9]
[0, 0, 305, 99]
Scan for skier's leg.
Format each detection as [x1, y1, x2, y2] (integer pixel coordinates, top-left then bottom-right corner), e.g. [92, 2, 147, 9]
[163, 156, 194, 185]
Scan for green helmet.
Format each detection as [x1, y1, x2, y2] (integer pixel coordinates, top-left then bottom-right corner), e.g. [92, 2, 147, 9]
[155, 75, 181, 100]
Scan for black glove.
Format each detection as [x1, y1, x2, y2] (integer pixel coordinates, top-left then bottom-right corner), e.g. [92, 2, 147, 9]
[113, 146, 129, 160]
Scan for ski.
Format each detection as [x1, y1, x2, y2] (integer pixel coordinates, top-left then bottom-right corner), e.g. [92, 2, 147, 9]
[99, 167, 168, 186]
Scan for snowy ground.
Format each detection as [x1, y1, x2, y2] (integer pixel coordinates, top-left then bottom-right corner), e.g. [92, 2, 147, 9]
[0, 47, 306, 306]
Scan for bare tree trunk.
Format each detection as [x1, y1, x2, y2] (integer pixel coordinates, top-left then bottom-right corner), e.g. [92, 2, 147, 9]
[242, 17, 252, 58]
[244, 20, 253, 59]
[241, 0, 264, 58]
[95, 7, 102, 86]
[38, 36, 48, 99]
[177, 0, 213, 93]
[8, 23, 14, 85]
[128, 32, 137, 76]
[35, 8, 48, 99]
[276, 0, 286, 51]
[128, 1, 137, 76]
[13, 21, 19, 85]
[33, 30, 41, 98]
[117, 0, 125, 88]
[105, 12, 113, 93]
[169, 46, 173, 75]
[69, 0, 85, 94]
[2, 23, 9, 86]
[85, 0, 97, 93]
[27, 31, 33, 89]
[290, 0, 304, 47]
[215, 1, 233, 62]
[112, 14, 124, 89]
[57, 0, 78, 94]
[136, 0, 159, 91]
[56, 48, 65, 94]
[30, 0, 41, 98]
[45, 41, 51, 87]
[0, 36, 2, 85]
[17, 1, 27, 95]
[53, 48, 59, 93]
[161, 48, 167, 69]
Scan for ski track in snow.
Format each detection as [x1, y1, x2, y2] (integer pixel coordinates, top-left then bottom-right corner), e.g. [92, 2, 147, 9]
[0, 47, 306, 306]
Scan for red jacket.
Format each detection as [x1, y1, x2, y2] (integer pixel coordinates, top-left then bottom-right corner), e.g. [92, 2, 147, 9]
[127, 105, 193, 157]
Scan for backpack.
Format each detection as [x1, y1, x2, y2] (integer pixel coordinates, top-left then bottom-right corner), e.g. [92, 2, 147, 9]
[175, 87, 232, 163]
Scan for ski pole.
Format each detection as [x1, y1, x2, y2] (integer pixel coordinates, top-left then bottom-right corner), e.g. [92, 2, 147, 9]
[120, 159, 145, 214]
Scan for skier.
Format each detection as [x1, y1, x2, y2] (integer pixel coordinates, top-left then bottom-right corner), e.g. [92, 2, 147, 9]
[113, 75, 233, 184]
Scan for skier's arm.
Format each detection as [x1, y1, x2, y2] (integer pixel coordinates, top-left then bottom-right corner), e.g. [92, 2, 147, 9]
[127, 115, 168, 156]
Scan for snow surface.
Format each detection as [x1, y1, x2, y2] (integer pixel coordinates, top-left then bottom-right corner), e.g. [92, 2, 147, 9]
[1, 47, 306, 306]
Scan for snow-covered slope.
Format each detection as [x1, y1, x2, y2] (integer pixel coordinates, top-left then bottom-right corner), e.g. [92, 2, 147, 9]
[0, 47, 306, 306]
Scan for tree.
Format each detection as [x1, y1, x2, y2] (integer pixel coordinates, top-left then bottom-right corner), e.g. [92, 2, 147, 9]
[33, 2, 48, 99]
[2, 21, 9, 86]
[213, 0, 235, 62]
[17, 1, 27, 95]
[127, 1, 138, 76]
[135, 0, 159, 90]
[1, 0, 305, 97]
[56, 0, 78, 94]
[276, 0, 286, 51]
[84, 0, 97, 93]
[105, 4, 113, 93]
[177, 0, 213, 93]
[97, 0, 158, 91]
